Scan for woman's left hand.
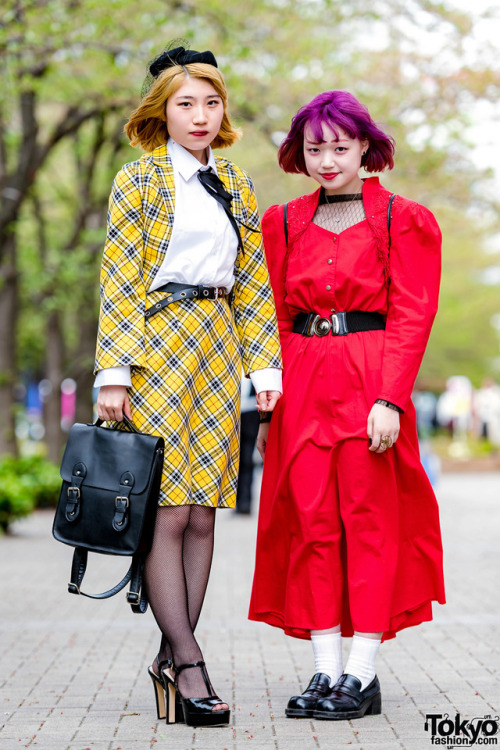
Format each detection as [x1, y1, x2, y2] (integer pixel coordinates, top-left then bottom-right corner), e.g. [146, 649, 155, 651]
[367, 403, 400, 453]
[256, 390, 281, 413]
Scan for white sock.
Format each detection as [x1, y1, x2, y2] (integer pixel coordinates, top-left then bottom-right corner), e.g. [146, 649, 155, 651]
[344, 635, 381, 690]
[311, 633, 343, 687]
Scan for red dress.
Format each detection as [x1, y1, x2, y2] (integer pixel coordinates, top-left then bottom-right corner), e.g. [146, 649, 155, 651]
[248, 177, 446, 640]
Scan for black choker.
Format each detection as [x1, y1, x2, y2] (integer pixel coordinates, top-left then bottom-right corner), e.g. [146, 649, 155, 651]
[319, 188, 364, 205]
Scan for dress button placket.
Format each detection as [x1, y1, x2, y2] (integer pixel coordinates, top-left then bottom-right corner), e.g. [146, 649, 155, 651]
[327, 234, 338, 310]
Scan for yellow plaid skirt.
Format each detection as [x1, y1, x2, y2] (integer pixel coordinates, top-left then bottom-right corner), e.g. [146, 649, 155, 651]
[129, 296, 242, 507]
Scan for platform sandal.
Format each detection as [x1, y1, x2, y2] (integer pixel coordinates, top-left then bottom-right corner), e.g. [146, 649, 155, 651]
[147, 657, 185, 724]
[166, 660, 230, 728]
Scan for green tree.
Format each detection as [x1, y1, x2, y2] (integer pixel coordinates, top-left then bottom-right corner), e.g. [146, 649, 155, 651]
[1, 0, 499, 457]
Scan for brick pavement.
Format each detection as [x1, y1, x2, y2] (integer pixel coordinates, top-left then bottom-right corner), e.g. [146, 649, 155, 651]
[1, 471, 499, 750]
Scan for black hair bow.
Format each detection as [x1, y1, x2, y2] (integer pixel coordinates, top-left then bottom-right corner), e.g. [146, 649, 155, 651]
[149, 46, 218, 78]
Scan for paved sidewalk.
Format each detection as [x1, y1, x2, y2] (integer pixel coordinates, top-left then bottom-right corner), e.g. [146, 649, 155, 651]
[1, 471, 499, 750]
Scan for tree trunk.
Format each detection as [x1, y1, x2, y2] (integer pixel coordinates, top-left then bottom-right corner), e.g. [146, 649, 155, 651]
[73, 313, 98, 426]
[0, 232, 19, 456]
[43, 310, 64, 463]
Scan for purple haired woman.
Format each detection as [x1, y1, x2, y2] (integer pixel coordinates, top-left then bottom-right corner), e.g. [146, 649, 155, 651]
[248, 91, 445, 721]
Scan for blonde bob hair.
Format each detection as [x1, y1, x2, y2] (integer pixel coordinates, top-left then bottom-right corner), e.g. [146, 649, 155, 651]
[125, 63, 241, 152]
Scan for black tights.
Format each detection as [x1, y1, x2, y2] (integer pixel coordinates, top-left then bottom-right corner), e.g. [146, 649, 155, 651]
[144, 504, 222, 701]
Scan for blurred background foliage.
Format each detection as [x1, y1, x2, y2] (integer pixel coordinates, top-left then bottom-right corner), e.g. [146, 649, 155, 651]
[1, 0, 500, 463]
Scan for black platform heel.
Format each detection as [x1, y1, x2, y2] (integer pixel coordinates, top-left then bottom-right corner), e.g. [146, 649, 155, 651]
[147, 657, 185, 724]
[167, 660, 230, 728]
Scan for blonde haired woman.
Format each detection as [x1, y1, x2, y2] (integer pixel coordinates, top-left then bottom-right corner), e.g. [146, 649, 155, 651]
[94, 46, 282, 727]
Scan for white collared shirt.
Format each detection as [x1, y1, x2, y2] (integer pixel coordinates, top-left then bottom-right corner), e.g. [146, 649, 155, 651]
[95, 139, 282, 394]
[149, 138, 238, 292]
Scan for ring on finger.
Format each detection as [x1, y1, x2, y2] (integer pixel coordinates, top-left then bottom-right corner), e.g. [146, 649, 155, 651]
[380, 435, 393, 449]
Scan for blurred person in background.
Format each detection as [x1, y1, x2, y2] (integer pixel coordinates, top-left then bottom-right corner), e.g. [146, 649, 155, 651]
[249, 90, 445, 722]
[235, 376, 260, 514]
[436, 375, 473, 441]
[94, 45, 282, 727]
[474, 377, 500, 447]
[413, 388, 438, 439]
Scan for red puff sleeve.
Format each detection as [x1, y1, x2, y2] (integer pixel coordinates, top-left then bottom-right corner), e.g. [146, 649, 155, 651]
[261, 204, 295, 353]
[378, 202, 442, 411]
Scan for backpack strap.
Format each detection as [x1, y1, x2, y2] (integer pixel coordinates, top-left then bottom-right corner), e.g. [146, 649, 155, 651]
[68, 548, 149, 614]
[387, 193, 396, 285]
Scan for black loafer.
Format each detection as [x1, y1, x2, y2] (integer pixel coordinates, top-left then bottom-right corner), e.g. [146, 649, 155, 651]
[285, 673, 332, 718]
[314, 674, 382, 720]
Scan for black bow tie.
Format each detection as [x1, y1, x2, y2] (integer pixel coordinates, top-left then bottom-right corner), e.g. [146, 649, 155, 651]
[197, 168, 244, 254]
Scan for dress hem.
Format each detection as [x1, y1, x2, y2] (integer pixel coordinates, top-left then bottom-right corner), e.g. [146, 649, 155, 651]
[248, 596, 446, 642]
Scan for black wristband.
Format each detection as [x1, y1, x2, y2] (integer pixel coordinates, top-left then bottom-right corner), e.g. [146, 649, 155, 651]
[375, 398, 403, 414]
[259, 411, 272, 424]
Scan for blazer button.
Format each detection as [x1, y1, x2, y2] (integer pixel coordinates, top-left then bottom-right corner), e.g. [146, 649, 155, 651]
[326, 285, 331, 291]
[327, 259, 333, 264]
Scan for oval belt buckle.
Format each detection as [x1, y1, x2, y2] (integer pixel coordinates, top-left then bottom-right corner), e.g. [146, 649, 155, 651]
[310, 315, 332, 337]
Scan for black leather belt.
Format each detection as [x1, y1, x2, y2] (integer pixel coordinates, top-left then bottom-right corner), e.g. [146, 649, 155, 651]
[145, 283, 227, 319]
[293, 311, 385, 337]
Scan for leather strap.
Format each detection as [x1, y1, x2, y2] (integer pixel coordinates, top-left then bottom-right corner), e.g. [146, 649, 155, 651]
[65, 462, 87, 522]
[127, 557, 149, 614]
[293, 310, 385, 337]
[174, 660, 206, 675]
[387, 193, 396, 287]
[112, 471, 135, 533]
[68, 548, 149, 613]
[387, 193, 396, 255]
[145, 284, 227, 319]
[94, 415, 140, 433]
[173, 660, 214, 695]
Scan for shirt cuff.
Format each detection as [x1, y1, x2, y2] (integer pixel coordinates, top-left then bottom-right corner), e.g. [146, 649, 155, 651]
[249, 368, 283, 395]
[94, 366, 132, 388]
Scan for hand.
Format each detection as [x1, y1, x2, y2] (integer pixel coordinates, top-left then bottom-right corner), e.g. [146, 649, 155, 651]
[96, 385, 132, 422]
[256, 423, 270, 461]
[256, 390, 281, 413]
[367, 403, 400, 453]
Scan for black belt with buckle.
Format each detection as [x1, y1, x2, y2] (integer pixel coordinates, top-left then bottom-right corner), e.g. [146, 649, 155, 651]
[293, 311, 386, 337]
[145, 283, 227, 319]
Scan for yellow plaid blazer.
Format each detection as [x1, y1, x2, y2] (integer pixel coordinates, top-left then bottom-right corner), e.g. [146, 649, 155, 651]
[94, 144, 282, 376]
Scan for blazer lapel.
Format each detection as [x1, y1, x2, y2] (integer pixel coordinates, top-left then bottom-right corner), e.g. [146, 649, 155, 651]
[149, 144, 176, 228]
[216, 157, 247, 250]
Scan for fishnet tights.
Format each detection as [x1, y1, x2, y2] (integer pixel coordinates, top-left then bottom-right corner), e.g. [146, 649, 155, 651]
[145, 504, 225, 704]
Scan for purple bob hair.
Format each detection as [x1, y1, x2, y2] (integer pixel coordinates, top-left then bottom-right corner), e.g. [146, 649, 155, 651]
[278, 90, 395, 175]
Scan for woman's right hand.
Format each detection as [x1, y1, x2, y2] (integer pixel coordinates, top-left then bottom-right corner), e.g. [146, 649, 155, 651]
[256, 422, 270, 461]
[96, 385, 132, 422]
